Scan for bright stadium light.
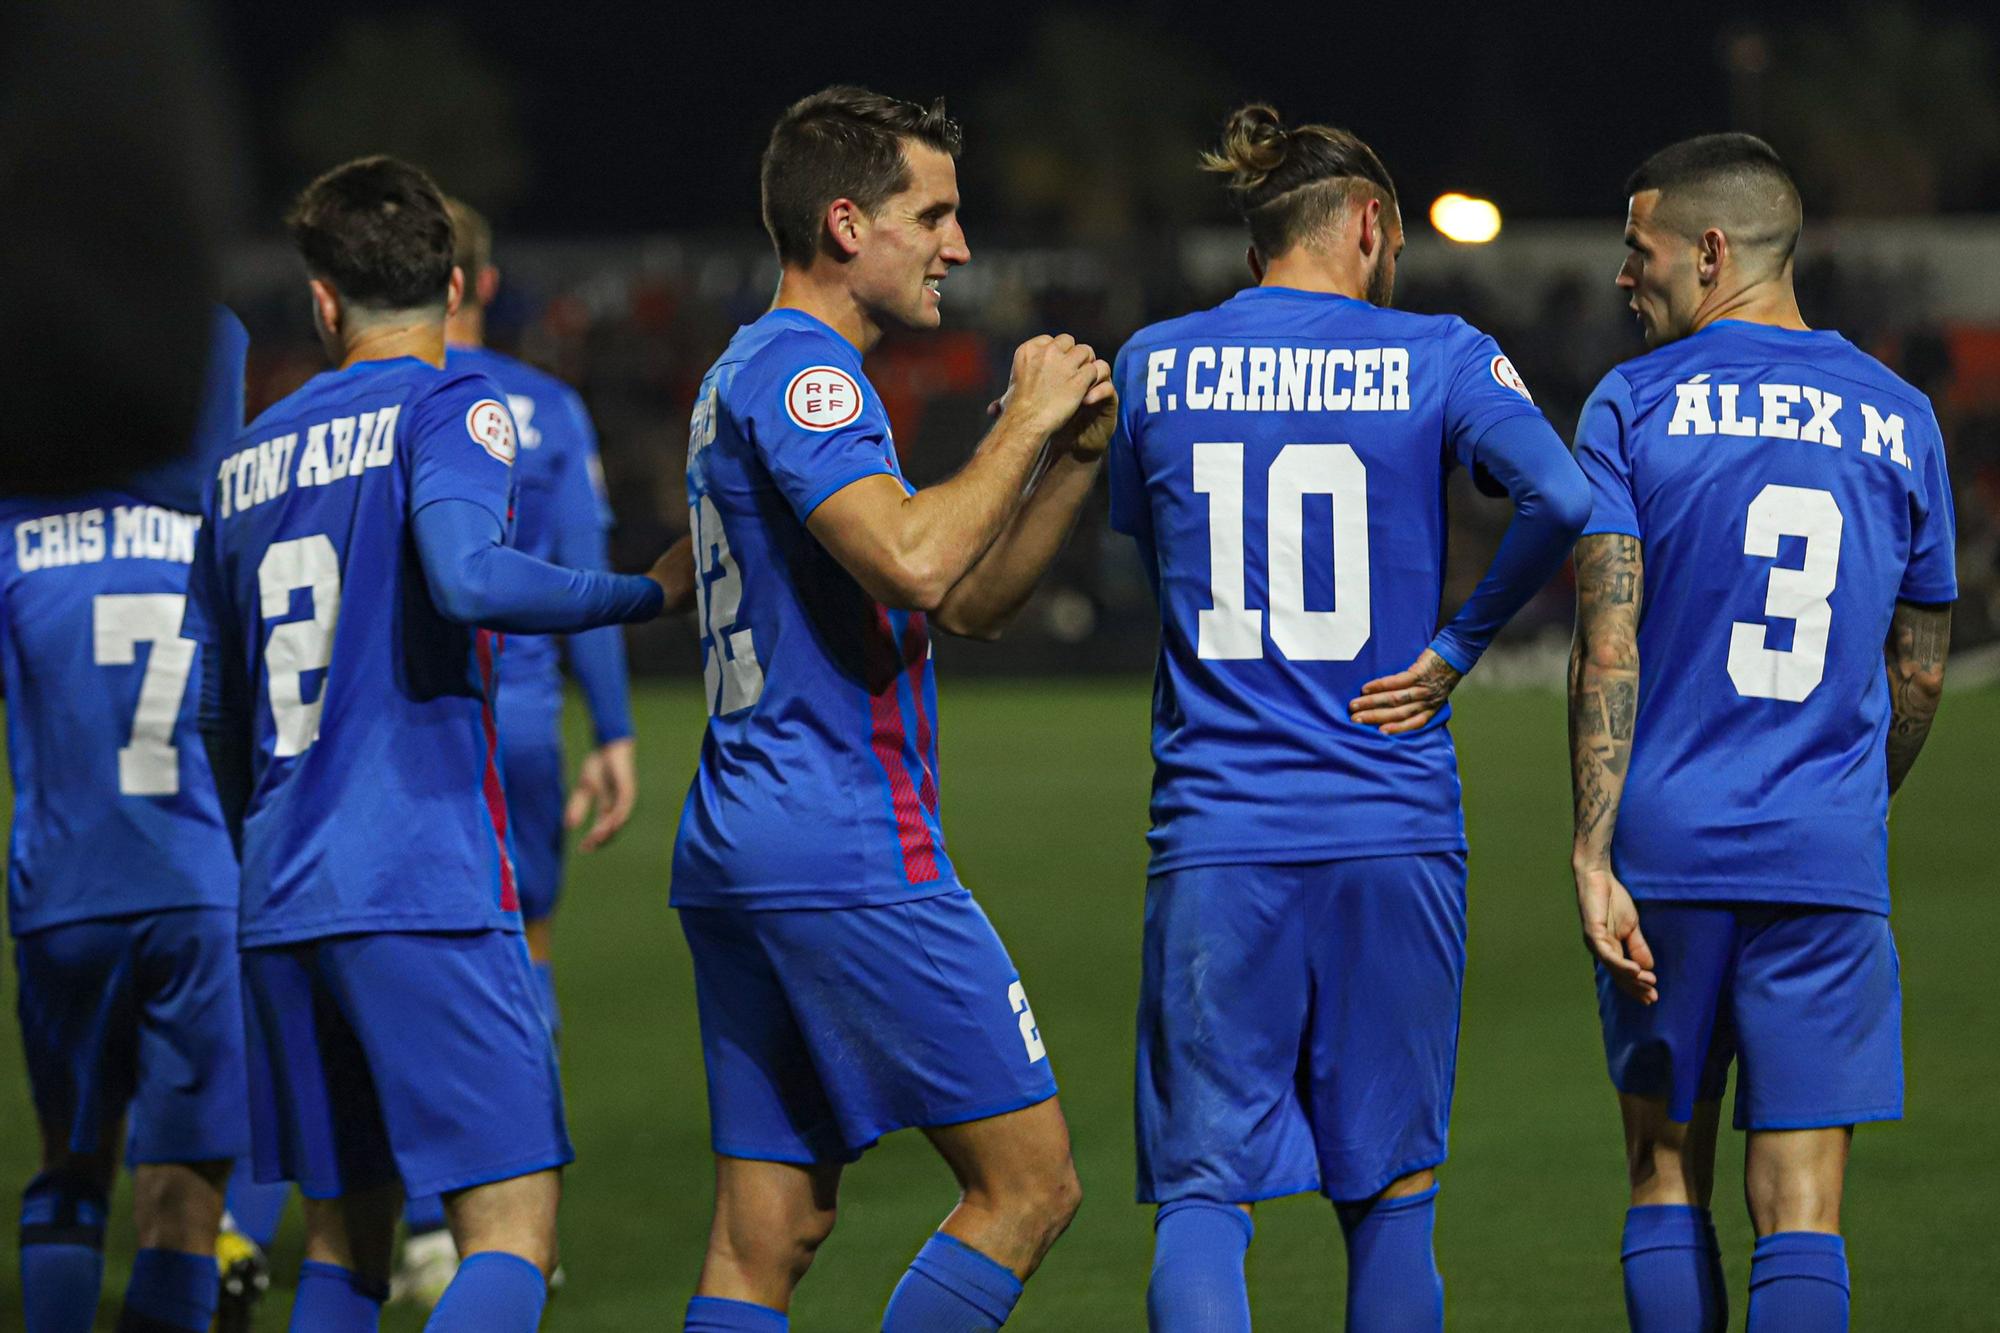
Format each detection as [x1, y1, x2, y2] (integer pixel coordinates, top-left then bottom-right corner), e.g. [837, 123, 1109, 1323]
[1430, 193, 1503, 244]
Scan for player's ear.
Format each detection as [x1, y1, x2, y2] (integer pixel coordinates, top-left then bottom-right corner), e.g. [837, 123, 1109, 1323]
[1245, 245, 1265, 283]
[825, 198, 866, 260]
[478, 265, 501, 307]
[445, 266, 465, 319]
[308, 277, 342, 338]
[1697, 227, 1726, 286]
[1357, 196, 1384, 260]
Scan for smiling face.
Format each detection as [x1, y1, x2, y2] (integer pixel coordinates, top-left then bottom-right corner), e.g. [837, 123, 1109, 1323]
[1617, 189, 1702, 346]
[846, 140, 970, 332]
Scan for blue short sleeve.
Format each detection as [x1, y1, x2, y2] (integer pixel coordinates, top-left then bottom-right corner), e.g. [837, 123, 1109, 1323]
[405, 370, 517, 528]
[736, 337, 899, 521]
[1573, 370, 1642, 539]
[1107, 345, 1153, 543]
[1900, 408, 1958, 603]
[1442, 320, 1544, 468]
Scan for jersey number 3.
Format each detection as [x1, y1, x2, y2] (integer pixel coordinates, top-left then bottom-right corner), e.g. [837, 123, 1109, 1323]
[1727, 484, 1844, 703]
[1194, 442, 1371, 661]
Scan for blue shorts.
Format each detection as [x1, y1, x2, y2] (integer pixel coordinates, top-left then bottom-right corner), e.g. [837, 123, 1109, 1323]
[1599, 902, 1902, 1129]
[14, 907, 249, 1164]
[503, 733, 565, 923]
[240, 930, 571, 1200]
[1136, 854, 1468, 1204]
[680, 889, 1058, 1164]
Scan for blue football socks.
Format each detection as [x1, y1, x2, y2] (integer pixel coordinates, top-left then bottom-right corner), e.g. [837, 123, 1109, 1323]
[534, 958, 561, 1039]
[20, 1172, 107, 1333]
[117, 1247, 218, 1332]
[426, 1250, 547, 1332]
[684, 1294, 790, 1330]
[1747, 1232, 1848, 1332]
[222, 1158, 290, 1250]
[291, 1260, 386, 1332]
[1147, 1199, 1252, 1332]
[882, 1232, 1024, 1332]
[1336, 1183, 1444, 1333]
[1621, 1205, 1726, 1332]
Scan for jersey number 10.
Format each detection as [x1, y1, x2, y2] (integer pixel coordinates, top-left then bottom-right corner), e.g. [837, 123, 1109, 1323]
[1194, 442, 1371, 662]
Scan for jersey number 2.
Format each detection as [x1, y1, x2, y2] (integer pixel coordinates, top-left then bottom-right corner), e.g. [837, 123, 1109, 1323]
[691, 495, 765, 715]
[1194, 442, 1371, 661]
[1727, 484, 1843, 703]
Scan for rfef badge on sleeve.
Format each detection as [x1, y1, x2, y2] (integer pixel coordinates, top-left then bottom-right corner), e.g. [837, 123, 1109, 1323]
[785, 367, 864, 431]
[466, 399, 518, 463]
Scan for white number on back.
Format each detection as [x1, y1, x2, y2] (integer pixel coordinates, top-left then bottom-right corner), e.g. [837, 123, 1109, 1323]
[1195, 441, 1371, 661]
[259, 534, 342, 757]
[1727, 484, 1843, 703]
[92, 594, 197, 795]
[691, 494, 764, 715]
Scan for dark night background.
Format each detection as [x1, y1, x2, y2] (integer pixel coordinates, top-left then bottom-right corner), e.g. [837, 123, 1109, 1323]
[211, 1, 2000, 238]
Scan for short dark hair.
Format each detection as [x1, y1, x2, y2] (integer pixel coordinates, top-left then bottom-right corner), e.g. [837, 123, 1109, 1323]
[1201, 103, 1398, 258]
[760, 86, 962, 268]
[444, 196, 493, 294]
[286, 156, 455, 311]
[1625, 133, 1802, 268]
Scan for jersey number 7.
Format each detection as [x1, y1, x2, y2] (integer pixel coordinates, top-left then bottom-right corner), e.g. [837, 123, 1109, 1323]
[1194, 442, 1371, 662]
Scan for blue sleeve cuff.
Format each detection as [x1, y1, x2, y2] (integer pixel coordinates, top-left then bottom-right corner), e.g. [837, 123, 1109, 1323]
[1427, 634, 1477, 676]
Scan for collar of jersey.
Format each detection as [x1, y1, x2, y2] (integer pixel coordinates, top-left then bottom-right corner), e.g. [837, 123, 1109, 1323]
[1228, 285, 1369, 307]
[1696, 319, 1843, 346]
[758, 306, 859, 359]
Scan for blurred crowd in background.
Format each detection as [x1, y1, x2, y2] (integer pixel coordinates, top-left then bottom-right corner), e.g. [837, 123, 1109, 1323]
[225, 222, 2000, 678]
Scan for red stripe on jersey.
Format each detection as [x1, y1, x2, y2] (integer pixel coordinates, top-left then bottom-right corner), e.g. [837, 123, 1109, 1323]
[473, 630, 519, 912]
[867, 606, 939, 883]
[899, 611, 939, 816]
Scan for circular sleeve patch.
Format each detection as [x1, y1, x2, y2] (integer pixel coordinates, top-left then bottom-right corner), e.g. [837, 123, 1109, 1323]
[466, 399, 517, 463]
[784, 366, 865, 431]
[1490, 354, 1533, 402]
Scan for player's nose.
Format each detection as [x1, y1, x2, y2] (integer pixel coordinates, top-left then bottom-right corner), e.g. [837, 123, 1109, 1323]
[942, 219, 970, 266]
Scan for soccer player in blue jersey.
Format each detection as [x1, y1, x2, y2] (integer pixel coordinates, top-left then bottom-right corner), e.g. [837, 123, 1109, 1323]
[1570, 135, 1955, 1333]
[1108, 105, 1591, 1331]
[2, 308, 251, 1333]
[672, 87, 1115, 1333]
[183, 156, 680, 1333]
[382, 195, 647, 1305]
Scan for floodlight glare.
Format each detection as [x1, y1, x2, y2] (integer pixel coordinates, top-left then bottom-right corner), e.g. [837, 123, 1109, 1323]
[1430, 193, 1502, 244]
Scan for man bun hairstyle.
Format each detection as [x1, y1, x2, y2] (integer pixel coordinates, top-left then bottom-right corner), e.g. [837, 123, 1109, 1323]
[761, 85, 962, 268]
[1202, 103, 1398, 258]
[286, 156, 455, 311]
[1626, 133, 1803, 271]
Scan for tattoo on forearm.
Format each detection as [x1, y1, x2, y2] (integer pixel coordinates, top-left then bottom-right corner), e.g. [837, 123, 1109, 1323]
[1884, 603, 1950, 795]
[1569, 535, 1644, 853]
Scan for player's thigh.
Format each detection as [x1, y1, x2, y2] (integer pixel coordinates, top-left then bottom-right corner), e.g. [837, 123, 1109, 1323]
[1619, 1093, 1723, 1206]
[758, 890, 1059, 1157]
[1597, 901, 1739, 1125]
[239, 941, 397, 1202]
[14, 915, 144, 1173]
[1136, 862, 1315, 1205]
[679, 906, 847, 1167]
[130, 906, 250, 1167]
[1306, 852, 1467, 1201]
[1731, 907, 1901, 1133]
[501, 730, 566, 926]
[318, 930, 572, 1204]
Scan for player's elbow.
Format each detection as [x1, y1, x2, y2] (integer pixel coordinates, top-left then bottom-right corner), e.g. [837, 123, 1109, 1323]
[1547, 466, 1593, 540]
[869, 554, 957, 614]
[1579, 632, 1638, 675]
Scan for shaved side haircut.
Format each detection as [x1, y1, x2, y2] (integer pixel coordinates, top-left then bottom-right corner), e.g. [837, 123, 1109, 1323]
[1626, 134, 1803, 276]
[1201, 102, 1397, 259]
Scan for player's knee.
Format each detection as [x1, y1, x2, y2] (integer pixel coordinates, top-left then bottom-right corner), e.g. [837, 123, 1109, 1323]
[1746, 1166, 1843, 1235]
[129, 1162, 227, 1251]
[715, 1200, 837, 1285]
[987, 1156, 1081, 1242]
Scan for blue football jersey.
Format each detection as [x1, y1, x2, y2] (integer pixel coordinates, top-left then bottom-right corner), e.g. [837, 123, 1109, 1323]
[1109, 287, 1546, 873]
[1575, 321, 1957, 913]
[671, 309, 956, 909]
[0, 493, 237, 934]
[444, 345, 614, 731]
[182, 356, 528, 947]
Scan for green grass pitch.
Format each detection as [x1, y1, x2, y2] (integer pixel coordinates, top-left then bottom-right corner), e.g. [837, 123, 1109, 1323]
[3, 681, 1995, 1329]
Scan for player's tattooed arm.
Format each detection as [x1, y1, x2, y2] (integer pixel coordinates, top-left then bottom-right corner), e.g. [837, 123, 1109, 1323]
[1883, 600, 1950, 797]
[1568, 533, 1656, 1003]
